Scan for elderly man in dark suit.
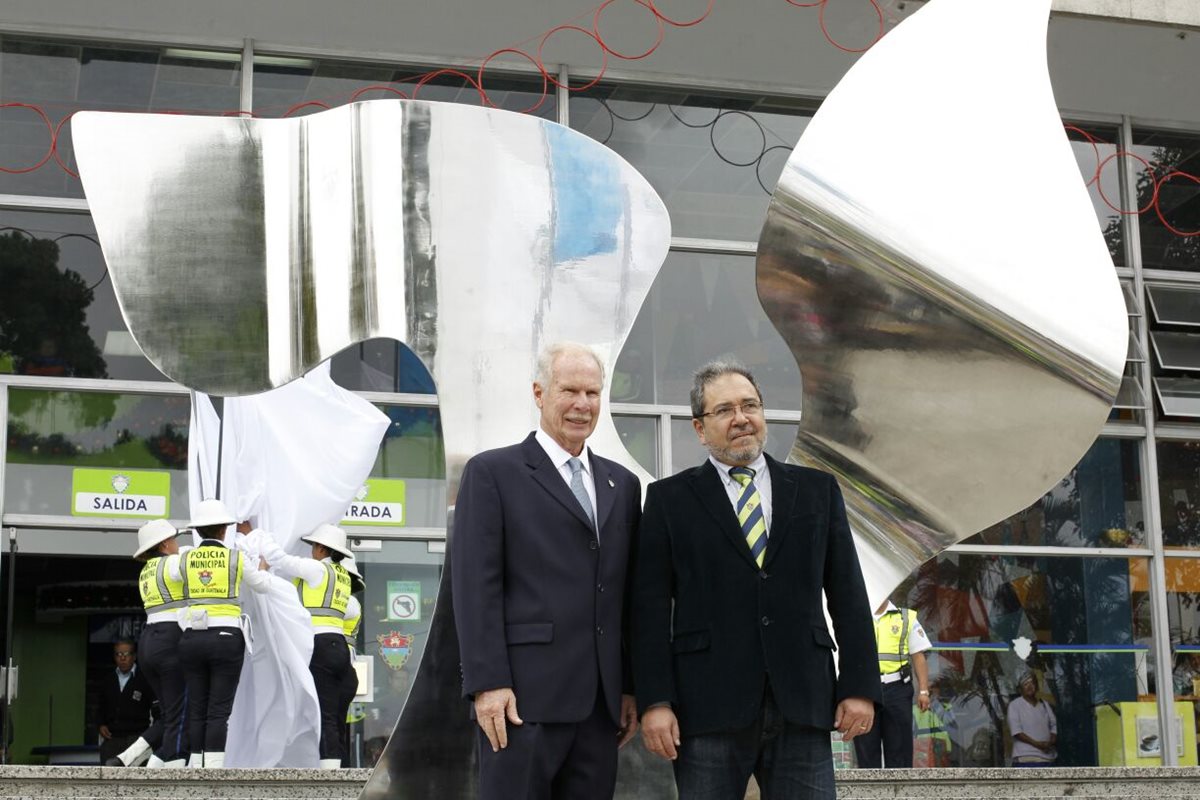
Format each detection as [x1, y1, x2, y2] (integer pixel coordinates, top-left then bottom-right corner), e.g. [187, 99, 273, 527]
[632, 361, 880, 800]
[451, 342, 642, 800]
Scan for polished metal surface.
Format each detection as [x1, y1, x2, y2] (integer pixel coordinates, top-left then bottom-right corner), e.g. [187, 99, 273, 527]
[72, 100, 671, 796]
[757, 0, 1127, 603]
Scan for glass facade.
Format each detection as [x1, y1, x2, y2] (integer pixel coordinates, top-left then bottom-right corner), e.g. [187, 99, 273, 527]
[0, 25, 1198, 772]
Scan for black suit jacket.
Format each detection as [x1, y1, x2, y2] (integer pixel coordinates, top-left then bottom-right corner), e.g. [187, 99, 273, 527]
[451, 432, 642, 726]
[631, 454, 880, 736]
[99, 666, 157, 737]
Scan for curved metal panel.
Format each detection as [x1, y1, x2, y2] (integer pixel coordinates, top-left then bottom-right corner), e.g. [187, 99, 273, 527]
[72, 100, 671, 796]
[756, 0, 1127, 602]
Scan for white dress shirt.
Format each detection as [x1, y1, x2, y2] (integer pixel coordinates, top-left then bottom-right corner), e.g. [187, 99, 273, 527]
[710, 452, 773, 534]
[536, 427, 599, 539]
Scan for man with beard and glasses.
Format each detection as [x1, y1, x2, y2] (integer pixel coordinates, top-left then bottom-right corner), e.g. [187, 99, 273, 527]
[631, 360, 879, 800]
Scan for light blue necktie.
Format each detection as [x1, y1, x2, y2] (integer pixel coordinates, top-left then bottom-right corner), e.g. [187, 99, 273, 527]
[568, 456, 597, 532]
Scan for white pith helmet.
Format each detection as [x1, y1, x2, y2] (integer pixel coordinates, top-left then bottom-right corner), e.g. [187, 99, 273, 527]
[188, 498, 237, 529]
[302, 523, 354, 559]
[133, 518, 178, 558]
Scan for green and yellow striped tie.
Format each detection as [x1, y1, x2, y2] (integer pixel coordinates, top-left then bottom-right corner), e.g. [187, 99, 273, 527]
[729, 467, 767, 566]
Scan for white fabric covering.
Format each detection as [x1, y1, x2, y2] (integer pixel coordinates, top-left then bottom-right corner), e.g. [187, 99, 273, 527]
[187, 361, 389, 767]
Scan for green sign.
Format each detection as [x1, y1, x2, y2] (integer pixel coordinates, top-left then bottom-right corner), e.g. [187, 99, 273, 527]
[342, 478, 405, 527]
[72, 468, 170, 518]
[387, 580, 421, 621]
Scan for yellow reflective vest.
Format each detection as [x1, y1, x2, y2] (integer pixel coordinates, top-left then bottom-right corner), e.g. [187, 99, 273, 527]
[140, 556, 186, 613]
[875, 608, 918, 675]
[294, 562, 351, 627]
[343, 600, 362, 646]
[181, 543, 244, 618]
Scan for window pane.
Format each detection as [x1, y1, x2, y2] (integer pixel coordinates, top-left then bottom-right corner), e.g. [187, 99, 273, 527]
[1130, 128, 1200, 272]
[0, 211, 168, 381]
[4, 389, 190, 517]
[570, 87, 812, 241]
[614, 415, 658, 477]
[892, 554, 1153, 767]
[331, 340, 437, 395]
[1158, 440, 1200, 549]
[963, 438, 1143, 548]
[345, 540, 443, 766]
[253, 55, 555, 120]
[614, 251, 802, 410]
[369, 405, 446, 529]
[0, 36, 241, 198]
[1067, 124, 1125, 267]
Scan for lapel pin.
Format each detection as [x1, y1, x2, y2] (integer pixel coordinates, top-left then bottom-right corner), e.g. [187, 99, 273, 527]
[608, 479, 615, 488]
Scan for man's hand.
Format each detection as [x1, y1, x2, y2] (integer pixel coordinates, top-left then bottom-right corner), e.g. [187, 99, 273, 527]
[98, 724, 113, 740]
[474, 687, 522, 752]
[834, 696, 875, 741]
[641, 706, 680, 761]
[236, 520, 252, 535]
[617, 694, 639, 747]
[917, 691, 931, 712]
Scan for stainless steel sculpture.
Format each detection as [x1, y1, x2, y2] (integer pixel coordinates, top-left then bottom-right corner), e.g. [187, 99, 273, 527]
[72, 100, 671, 796]
[757, 0, 1127, 602]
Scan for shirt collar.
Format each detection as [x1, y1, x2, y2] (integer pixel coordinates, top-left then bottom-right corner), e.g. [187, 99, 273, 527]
[535, 427, 591, 474]
[709, 452, 768, 484]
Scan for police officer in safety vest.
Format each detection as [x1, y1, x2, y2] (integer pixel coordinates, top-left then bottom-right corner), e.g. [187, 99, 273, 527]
[339, 556, 364, 762]
[854, 600, 932, 768]
[172, 499, 271, 768]
[257, 523, 357, 769]
[115, 519, 189, 768]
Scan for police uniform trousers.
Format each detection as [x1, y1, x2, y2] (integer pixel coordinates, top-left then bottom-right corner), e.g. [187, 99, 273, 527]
[336, 648, 360, 761]
[311, 632, 353, 762]
[853, 679, 914, 769]
[139, 622, 188, 762]
[179, 627, 245, 753]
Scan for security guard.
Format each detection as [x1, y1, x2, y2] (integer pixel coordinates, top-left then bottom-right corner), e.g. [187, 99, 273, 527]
[854, 600, 932, 768]
[122, 519, 188, 768]
[258, 523, 356, 768]
[173, 499, 271, 768]
[913, 692, 953, 767]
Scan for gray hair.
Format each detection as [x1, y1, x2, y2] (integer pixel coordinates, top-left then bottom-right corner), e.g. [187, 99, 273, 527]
[534, 342, 606, 386]
[690, 360, 763, 418]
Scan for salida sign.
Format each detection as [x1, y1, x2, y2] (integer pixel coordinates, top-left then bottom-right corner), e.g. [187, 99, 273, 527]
[342, 478, 405, 527]
[72, 468, 170, 518]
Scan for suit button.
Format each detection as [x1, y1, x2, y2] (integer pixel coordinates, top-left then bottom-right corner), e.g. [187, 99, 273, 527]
[589, 540, 599, 550]
[761, 616, 771, 626]
[597, 584, 605, 592]
[759, 570, 769, 579]
[596, 626, 605, 635]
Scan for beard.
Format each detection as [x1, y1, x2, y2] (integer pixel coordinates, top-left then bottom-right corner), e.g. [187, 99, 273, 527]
[708, 430, 767, 466]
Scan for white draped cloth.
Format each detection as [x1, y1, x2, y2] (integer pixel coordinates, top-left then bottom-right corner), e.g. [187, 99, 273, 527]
[187, 361, 390, 767]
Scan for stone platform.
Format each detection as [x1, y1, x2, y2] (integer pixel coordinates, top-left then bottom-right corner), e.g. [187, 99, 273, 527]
[1, 765, 1198, 799]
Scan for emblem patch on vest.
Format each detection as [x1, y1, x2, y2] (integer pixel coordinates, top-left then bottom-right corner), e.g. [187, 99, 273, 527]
[199, 569, 213, 585]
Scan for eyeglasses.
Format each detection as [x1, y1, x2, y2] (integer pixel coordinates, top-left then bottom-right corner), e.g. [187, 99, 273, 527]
[114, 651, 135, 658]
[697, 400, 764, 421]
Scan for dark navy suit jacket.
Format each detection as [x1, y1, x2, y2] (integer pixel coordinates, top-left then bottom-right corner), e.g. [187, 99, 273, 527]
[631, 454, 880, 736]
[451, 431, 642, 725]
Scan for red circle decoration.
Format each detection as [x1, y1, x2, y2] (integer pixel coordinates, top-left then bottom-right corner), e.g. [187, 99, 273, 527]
[52, 110, 81, 178]
[785, 0, 824, 7]
[0, 103, 54, 175]
[593, 0, 666, 61]
[1064, 125, 1102, 187]
[413, 69, 486, 105]
[538, 25, 609, 92]
[1155, 171, 1200, 237]
[477, 48, 549, 114]
[817, 0, 884, 54]
[1097, 151, 1158, 216]
[350, 85, 411, 102]
[282, 100, 332, 117]
[647, 0, 715, 27]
